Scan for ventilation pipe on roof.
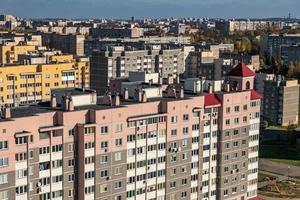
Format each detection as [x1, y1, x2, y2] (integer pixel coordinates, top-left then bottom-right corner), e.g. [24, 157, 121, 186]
[123, 88, 129, 100]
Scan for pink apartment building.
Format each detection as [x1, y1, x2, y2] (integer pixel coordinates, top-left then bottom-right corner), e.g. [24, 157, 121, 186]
[0, 63, 261, 200]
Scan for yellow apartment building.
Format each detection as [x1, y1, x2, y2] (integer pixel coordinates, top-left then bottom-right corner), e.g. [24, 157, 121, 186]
[0, 55, 89, 106]
[0, 45, 37, 64]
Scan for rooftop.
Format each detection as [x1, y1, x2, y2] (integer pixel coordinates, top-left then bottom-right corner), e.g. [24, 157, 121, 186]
[227, 62, 255, 77]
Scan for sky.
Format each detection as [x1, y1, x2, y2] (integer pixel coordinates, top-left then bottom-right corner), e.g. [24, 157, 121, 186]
[0, 0, 299, 19]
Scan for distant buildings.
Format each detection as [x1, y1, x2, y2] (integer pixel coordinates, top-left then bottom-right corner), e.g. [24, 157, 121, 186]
[280, 43, 300, 66]
[255, 74, 299, 126]
[90, 27, 144, 38]
[216, 20, 284, 33]
[41, 33, 85, 56]
[260, 34, 300, 56]
[90, 45, 184, 95]
[184, 45, 260, 80]
[0, 52, 89, 107]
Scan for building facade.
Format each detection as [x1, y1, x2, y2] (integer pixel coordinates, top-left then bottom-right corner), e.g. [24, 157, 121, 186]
[90, 46, 184, 95]
[262, 77, 299, 126]
[41, 33, 85, 56]
[0, 55, 89, 107]
[0, 63, 261, 200]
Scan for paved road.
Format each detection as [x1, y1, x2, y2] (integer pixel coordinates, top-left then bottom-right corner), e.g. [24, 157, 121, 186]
[259, 159, 300, 177]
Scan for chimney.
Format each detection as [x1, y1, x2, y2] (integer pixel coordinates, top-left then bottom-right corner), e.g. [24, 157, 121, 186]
[142, 91, 147, 103]
[179, 86, 184, 98]
[123, 88, 129, 100]
[50, 94, 57, 108]
[61, 95, 69, 111]
[2, 107, 11, 119]
[68, 97, 74, 111]
[167, 86, 177, 98]
[112, 93, 120, 106]
[103, 92, 112, 105]
[167, 75, 174, 85]
[135, 89, 143, 102]
[225, 83, 230, 92]
[208, 84, 213, 94]
[200, 77, 204, 94]
[175, 74, 180, 84]
[158, 77, 163, 85]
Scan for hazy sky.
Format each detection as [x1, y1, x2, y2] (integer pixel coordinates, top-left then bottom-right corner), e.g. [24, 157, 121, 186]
[0, 0, 299, 19]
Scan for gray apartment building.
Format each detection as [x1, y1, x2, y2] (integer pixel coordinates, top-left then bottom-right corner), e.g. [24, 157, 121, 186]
[280, 43, 300, 66]
[90, 45, 184, 95]
[261, 76, 299, 125]
[260, 34, 300, 56]
[90, 27, 144, 39]
[41, 33, 85, 56]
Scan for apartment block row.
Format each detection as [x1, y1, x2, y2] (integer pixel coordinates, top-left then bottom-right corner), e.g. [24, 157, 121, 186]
[0, 63, 261, 200]
[90, 45, 185, 95]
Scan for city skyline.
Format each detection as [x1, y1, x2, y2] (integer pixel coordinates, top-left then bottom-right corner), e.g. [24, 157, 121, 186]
[0, 0, 299, 19]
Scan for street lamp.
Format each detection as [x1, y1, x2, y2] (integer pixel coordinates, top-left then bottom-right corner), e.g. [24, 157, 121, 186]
[288, 166, 290, 180]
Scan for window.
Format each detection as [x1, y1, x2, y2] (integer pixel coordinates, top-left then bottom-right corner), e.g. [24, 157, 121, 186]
[0, 191, 8, 200]
[234, 106, 239, 112]
[225, 119, 230, 126]
[170, 181, 176, 188]
[85, 171, 95, 179]
[15, 135, 33, 145]
[115, 139, 122, 146]
[182, 127, 188, 134]
[234, 117, 239, 125]
[52, 144, 63, 152]
[85, 127, 95, 134]
[100, 184, 108, 193]
[182, 139, 188, 147]
[183, 114, 189, 121]
[68, 174, 75, 182]
[0, 157, 8, 167]
[182, 152, 187, 160]
[171, 129, 177, 136]
[226, 107, 230, 114]
[115, 181, 122, 189]
[100, 155, 108, 164]
[224, 189, 228, 196]
[243, 104, 248, 111]
[101, 141, 108, 149]
[246, 81, 250, 90]
[16, 185, 27, 195]
[0, 174, 8, 184]
[171, 116, 177, 123]
[116, 124, 123, 132]
[114, 152, 122, 161]
[0, 141, 8, 150]
[52, 175, 63, 183]
[101, 126, 108, 134]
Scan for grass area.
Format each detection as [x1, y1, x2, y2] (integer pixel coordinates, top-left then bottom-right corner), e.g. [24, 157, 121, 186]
[260, 145, 300, 167]
[268, 159, 300, 167]
[265, 125, 287, 131]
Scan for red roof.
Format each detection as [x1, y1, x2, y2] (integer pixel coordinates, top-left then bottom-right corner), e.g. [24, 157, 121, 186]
[227, 62, 255, 77]
[248, 197, 264, 200]
[204, 93, 221, 107]
[250, 89, 263, 100]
